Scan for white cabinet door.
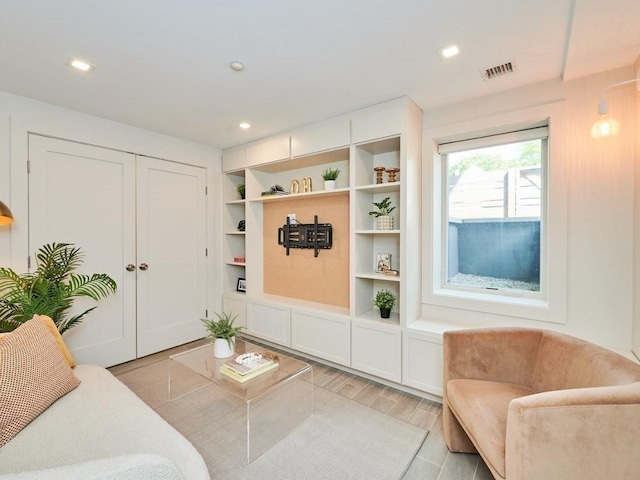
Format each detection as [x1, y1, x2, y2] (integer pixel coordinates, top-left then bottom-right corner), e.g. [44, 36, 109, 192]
[246, 299, 290, 346]
[245, 135, 290, 167]
[351, 319, 402, 382]
[291, 309, 350, 366]
[222, 147, 245, 172]
[402, 331, 444, 396]
[351, 105, 403, 144]
[290, 119, 351, 157]
[136, 156, 207, 357]
[28, 135, 137, 367]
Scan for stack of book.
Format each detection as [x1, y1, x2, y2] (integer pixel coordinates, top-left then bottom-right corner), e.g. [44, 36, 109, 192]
[220, 352, 279, 383]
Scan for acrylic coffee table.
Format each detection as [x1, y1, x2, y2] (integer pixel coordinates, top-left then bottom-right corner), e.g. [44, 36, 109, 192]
[168, 338, 313, 463]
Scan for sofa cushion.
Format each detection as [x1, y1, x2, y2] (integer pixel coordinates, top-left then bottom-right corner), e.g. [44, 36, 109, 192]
[0, 318, 80, 447]
[34, 315, 76, 368]
[447, 379, 534, 478]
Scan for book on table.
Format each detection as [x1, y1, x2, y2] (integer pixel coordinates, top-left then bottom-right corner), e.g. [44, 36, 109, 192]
[220, 352, 279, 383]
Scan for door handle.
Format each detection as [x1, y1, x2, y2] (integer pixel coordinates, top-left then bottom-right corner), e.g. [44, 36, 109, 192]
[126, 264, 136, 272]
[139, 263, 149, 271]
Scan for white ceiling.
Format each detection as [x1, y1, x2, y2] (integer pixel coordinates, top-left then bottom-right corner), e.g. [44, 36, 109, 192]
[0, 0, 638, 149]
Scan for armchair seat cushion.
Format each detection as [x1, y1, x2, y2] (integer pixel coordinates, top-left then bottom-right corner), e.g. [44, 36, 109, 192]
[447, 379, 533, 478]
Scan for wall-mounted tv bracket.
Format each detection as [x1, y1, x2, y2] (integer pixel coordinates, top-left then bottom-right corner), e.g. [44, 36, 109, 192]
[277, 215, 332, 257]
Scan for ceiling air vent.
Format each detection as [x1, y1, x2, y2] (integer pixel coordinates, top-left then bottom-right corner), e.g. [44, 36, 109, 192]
[481, 61, 516, 81]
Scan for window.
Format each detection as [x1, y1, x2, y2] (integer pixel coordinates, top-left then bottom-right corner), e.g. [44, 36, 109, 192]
[422, 102, 567, 324]
[441, 128, 547, 295]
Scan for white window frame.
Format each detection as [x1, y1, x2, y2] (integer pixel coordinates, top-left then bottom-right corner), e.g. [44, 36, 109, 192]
[422, 102, 568, 324]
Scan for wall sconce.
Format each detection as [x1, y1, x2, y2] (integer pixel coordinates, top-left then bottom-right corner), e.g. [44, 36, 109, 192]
[0, 200, 14, 226]
[590, 77, 640, 139]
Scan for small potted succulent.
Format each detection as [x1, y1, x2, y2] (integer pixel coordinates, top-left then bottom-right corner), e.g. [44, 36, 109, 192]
[237, 183, 245, 200]
[321, 168, 340, 191]
[373, 289, 397, 319]
[368, 197, 396, 230]
[202, 312, 244, 358]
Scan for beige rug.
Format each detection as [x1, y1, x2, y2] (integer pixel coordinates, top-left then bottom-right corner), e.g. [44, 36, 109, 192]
[154, 380, 427, 480]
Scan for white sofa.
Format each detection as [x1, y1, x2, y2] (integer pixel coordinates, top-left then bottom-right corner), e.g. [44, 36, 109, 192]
[0, 365, 210, 480]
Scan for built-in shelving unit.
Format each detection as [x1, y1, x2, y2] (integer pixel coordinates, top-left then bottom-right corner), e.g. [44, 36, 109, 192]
[221, 97, 422, 388]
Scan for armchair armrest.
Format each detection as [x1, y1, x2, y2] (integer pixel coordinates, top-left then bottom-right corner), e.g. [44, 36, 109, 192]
[505, 383, 640, 480]
[443, 328, 542, 387]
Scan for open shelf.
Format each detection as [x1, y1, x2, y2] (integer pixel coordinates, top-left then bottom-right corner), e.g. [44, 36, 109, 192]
[250, 188, 349, 203]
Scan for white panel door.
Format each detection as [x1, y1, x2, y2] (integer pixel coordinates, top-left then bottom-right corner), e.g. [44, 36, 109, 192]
[136, 156, 207, 356]
[28, 135, 137, 367]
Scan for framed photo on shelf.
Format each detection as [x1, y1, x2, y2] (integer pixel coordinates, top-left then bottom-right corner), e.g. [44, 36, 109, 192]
[236, 277, 247, 292]
[376, 253, 391, 273]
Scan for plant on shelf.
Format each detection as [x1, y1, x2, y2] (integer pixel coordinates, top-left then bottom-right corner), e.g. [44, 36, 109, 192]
[0, 242, 117, 334]
[368, 197, 396, 230]
[202, 312, 245, 358]
[261, 184, 289, 197]
[373, 289, 397, 319]
[237, 183, 245, 200]
[321, 167, 340, 191]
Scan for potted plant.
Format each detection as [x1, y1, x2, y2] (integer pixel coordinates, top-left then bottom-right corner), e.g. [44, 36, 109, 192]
[373, 289, 396, 319]
[202, 312, 244, 358]
[368, 197, 396, 230]
[321, 168, 340, 191]
[0, 242, 117, 334]
[237, 183, 246, 200]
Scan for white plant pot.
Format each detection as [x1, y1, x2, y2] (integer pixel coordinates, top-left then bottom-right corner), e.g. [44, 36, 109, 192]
[213, 337, 235, 358]
[376, 215, 394, 230]
[324, 180, 336, 191]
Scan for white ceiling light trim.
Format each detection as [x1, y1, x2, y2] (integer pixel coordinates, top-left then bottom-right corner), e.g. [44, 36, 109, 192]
[239, 122, 251, 129]
[66, 57, 96, 73]
[230, 61, 245, 72]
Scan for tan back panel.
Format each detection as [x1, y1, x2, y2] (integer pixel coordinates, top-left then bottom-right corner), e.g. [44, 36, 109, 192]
[263, 194, 349, 308]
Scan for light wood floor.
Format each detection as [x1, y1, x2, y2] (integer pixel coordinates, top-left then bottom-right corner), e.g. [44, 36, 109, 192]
[108, 337, 492, 480]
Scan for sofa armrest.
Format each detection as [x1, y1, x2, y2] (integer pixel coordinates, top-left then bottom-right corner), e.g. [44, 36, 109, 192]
[505, 383, 640, 480]
[443, 328, 542, 386]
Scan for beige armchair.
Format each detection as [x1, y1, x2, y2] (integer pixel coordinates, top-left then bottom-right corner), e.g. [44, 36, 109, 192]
[443, 327, 640, 480]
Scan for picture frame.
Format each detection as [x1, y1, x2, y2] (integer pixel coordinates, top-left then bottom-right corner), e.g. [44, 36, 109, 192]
[236, 277, 247, 292]
[376, 253, 392, 273]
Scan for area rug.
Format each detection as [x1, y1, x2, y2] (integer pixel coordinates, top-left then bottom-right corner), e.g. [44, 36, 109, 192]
[155, 382, 428, 480]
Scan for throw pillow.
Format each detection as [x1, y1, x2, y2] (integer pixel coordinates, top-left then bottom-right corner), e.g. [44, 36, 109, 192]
[36, 314, 77, 368]
[0, 317, 81, 447]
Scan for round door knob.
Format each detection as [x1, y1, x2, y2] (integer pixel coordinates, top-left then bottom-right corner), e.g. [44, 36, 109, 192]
[126, 264, 136, 272]
[139, 263, 149, 271]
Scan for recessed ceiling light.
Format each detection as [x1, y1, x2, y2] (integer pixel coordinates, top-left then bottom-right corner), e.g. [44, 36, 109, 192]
[66, 57, 96, 73]
[439, 45, 460, 59]
[230, 61, 245, 72]
[239, 122, 251, 129]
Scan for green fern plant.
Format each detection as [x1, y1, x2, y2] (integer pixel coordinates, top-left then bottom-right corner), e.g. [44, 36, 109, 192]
[368, 197, 396, 217]
[201, 312, 244, 347]
[0, 243, 117, 334]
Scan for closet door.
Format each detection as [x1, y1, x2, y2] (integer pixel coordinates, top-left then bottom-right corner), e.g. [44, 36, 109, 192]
[135, 156, 207, 357]
[28, 135, 137, 367]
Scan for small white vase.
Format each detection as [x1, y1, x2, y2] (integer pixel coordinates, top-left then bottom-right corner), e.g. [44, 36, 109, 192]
[213, 337, 235, 358]
[376, 215, 394, 230]
[324, 180, 336, 191]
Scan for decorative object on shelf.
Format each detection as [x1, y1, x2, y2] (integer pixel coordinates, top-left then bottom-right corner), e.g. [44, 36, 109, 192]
[321, 168, 340, 191]
[237, 219, 245, 231]
[383, 269, 399, 276]
[236, 277, 247, 292]
[0, 242, 117, 334]
[376, 253, 392, 273]
[236, 183, 245, 200]
[261, 185, 289, 197]
[302, 177, 312, 193]
[290, 179, 300, 194]
[201, 312, 244, 358]
[233, 256, 246, 264]
[374, 166, 386, 184]
[385, 167, 400, 182]
[373, 289, 397, 319]
[369, 197, 396, 230]
[278, 215, 333, 257]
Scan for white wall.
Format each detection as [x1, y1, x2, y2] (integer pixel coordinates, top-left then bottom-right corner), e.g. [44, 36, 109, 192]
[633, 59, 640, 360]
[0, 90, 223, 312]
[421, 67, 637, 350]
